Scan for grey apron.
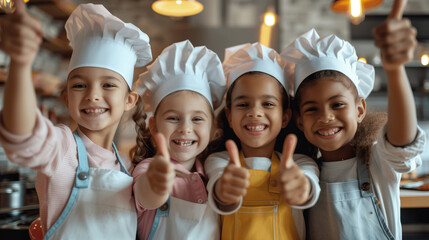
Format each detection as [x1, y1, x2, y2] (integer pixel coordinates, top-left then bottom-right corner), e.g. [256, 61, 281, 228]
[307, 158, 395, 240]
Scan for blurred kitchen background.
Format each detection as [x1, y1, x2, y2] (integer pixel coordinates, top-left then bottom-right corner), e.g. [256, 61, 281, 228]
[0, 0, 428, 239]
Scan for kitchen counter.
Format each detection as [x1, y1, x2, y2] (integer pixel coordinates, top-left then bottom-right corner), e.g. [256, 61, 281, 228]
[400, 189, 429, 208]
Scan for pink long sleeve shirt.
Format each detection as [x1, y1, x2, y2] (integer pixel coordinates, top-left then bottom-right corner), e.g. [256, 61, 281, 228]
[0, 108, 133, 233]
[132, 158, 208, 240]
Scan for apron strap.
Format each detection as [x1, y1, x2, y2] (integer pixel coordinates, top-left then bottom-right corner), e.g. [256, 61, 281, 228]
[147, 197, 171, 240]
[73, 131, 90, 188]
[44, 131, 88, 240]
[238, 151, 280, 194]
[357, 159, 372, 197]
[112, 142, 131, 176]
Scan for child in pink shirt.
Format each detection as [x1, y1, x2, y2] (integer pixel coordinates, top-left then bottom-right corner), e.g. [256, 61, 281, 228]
[0, 2, 151, 239]
[130, 40, 226, 240]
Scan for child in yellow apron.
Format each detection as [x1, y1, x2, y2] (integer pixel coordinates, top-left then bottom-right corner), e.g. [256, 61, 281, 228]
[204, 43, 321, 240]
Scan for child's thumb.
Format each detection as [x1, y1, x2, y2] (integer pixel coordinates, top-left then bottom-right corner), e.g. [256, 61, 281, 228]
[154, 133, 170, 162]
[281, 134, 297, 169]
[226, 140, 241, 167]
[388, 0, 407, 20]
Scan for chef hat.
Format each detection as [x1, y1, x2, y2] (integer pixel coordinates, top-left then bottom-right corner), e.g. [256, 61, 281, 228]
[138, 40, 226, 112]
[65, 3, 152, 89]
[281, 29, 374, 99]
[223, 42, 288, 90]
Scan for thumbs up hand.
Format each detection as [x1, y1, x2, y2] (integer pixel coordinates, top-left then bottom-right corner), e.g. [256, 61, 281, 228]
[278, 134, 311, 206]
[146, 133, 175, 196]
[0, 0, 43, 66]
[373, 0, 417, 70]
[214, 140, 250, 205]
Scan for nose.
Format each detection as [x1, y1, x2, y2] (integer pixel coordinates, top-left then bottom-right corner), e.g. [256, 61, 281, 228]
[246, 106, 264, 118]
[86, 86, 101, 102]
[178, 121, 192, 134]
[319, 108, 335, 124]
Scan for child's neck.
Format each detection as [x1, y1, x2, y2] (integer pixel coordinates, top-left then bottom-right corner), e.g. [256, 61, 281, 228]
[78, 127, 116, 151]
[320, 144, 356, 162]
[241, 144, 275, 158]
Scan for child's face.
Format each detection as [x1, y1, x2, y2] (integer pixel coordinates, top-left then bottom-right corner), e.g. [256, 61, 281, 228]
[64, 67, 138, 136]
[150, 91, 214, 169]
[226, 73, 290, 157]
[296, 77, 366, 154]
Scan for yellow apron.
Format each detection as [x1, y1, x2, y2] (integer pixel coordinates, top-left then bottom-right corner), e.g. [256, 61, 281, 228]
[222, 152, 299, 240]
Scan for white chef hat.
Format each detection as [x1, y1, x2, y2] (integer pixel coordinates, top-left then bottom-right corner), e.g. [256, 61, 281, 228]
[281, 29, 374, 99]
[223, 42, 288, 90]
[138, 40, 226, 112]
[65, 3, 152, 89]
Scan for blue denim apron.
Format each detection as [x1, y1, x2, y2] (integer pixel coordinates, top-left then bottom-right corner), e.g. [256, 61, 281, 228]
[43, 132, 137, 240]
[307, 158, 395, 240]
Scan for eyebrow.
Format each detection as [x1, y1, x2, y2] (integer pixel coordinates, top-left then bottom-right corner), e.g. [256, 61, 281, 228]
[232, 94, 279, 101]
[301, 94, 346, 107]
[68, 75, 121, 82]
[161, 109, 210, 117]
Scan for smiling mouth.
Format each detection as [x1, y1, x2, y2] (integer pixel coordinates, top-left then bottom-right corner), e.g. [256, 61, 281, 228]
[82, 108, 108, 114]
[245, 124, 267, 132]
[317, 127, 340, 136]
[172, 139, 196, 147]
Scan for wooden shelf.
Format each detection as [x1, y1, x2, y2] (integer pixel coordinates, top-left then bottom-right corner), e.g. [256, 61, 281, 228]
[28, 0, 76, 20]
[41, 36, 72, 57]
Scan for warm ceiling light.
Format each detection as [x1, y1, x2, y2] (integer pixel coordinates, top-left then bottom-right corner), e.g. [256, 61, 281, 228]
[331, 0, 382, 12]
[0, 0, 30, 14]
[358, 57, 367, 63]
[421, 54, 429, 66]
[331, 0, 382, 25]
[264, 12, 276, 26]
[152, 0, 203, 17]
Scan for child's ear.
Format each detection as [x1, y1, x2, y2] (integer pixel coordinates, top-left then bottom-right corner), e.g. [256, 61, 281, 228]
[148, 116, 157, 136]
[357, 97, 366, 123]
[282, 108, 292, 128]
[124, 91, 139, 112]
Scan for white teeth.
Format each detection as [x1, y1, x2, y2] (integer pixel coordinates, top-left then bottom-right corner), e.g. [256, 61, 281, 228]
[173, 140, 194, 146]
[246, 125, 265, 131]
[84, 108, 106, 114]
[318, 128, 340, 136]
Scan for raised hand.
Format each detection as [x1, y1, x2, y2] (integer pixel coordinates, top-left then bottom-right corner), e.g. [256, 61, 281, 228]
[278, 134, 310, 206]
[146, 133, 175, 196]
[0, 0, 43, 66]
[214, 140, 250, 205]
[373, 0, 416, 70]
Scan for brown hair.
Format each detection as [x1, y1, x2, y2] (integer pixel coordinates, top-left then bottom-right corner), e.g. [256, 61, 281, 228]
[129, 97, 155, 165]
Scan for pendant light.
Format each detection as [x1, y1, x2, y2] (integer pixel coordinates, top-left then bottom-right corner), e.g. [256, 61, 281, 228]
[331, 0, 383, 25]
[0, 0, 29, 14]
[152, 0, 203, 17]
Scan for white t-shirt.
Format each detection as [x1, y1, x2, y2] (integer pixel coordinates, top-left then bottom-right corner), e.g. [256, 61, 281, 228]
[319, 125, 426, 240]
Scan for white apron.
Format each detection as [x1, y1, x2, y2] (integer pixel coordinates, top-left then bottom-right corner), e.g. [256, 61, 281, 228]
[147, 196, 220, 240]
[43, 132, 137, 240]
[307, 158, 394, 240]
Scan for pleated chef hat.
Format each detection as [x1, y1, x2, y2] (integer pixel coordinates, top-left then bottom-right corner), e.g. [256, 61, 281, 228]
[138, 40, 226, 112]
[281, 29, 374, 99]
[65, 3, 152, 89]
[223, 42, 288, 90]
